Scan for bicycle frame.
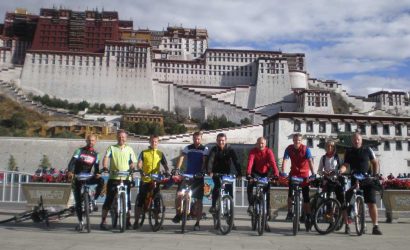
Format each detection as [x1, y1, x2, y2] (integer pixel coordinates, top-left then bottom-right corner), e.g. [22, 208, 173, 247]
[179, 174, 194, 217]
[290, 176, 304, 235]
[219, 175, 235, 216]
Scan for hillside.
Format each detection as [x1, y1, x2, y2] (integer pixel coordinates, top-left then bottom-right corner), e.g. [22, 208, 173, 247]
[0, 94, 48, 136]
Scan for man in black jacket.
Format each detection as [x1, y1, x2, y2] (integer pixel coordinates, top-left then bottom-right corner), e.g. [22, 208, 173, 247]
[207, 133, 242, 214]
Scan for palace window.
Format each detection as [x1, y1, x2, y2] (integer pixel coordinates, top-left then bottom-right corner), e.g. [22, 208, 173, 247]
[345, 123, 352, 132]
[319, 122, 326, 133]
[396, 141, 402, 151]
[358, 124, 366, 135]
[306, 121, 313, 133]
[384, 141, 390, 151]
[371, 124, 378, 135]
[331, 122, 339, 133]
[294, 120, 301, 132]
[307, 138, 313, 148]
[395, 124, 402, 136]
[383, 124, 390, 135]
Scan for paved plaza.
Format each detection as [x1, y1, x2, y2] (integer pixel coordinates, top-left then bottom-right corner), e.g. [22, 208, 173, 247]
[0, 204, 408, 250]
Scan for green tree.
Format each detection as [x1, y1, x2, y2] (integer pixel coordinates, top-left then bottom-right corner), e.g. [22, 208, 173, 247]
[240, 117, 252, 125]
[77, 100, 90, 111]
[113, 103, 122, 111]
[10, 113, 28, 130]
[129, 104, 136, 112]
[8, 155, 18, 171]
[39, 154, 51, 170]
[99, 103, 107, 113]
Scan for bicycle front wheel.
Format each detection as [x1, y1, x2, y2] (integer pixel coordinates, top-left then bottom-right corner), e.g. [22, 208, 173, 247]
[149, 193, 165, 232]
[181, 197, 188, 233]
[292, 193, 300, 236]
[313, 198, 341, 235]
[118, 192, 127, 233]
[83, 193, 91, 233]
[257, 196, 266, 236]
[354, 196, 365, 236]
[250, 197, 257, 231]
[218, 195, 234, 235]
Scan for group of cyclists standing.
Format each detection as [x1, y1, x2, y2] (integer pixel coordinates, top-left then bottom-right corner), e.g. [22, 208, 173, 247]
[67, 129, 382, 235]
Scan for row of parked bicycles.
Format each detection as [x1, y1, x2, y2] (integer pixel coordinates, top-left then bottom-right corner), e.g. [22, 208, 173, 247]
[1, 168, 379, 236]
[287, 172, 378, 236]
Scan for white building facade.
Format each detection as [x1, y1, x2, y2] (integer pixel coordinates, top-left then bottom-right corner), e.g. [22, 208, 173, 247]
[263, 112, 410, 177]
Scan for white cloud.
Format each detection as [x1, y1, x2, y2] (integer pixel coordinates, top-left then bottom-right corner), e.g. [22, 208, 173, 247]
[1, 0, 410, 96]
[344, 75, 410, 96]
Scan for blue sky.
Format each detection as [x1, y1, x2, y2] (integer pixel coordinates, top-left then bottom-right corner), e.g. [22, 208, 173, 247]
[1, 0, 409, 96]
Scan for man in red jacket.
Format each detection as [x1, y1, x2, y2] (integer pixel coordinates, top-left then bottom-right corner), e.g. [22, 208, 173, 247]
[246, 137, 279, 231]
[281, 133, 315, 224]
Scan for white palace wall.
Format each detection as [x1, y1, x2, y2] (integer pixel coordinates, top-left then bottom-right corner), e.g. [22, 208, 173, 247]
[19, 53, 155, 108]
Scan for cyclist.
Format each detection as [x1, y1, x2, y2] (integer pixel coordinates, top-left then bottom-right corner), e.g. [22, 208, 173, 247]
[281, 133, 315, 224]
[318, 139, 345, 203]
[207, 133, 242, 229]
[172, 131, 209, 231]
[67, 134, 104, 231]
[246, 136, 279, 232]
[133, 134, 170, 229]
[99, 130, 137, 230]
[339, 132, 382, 235]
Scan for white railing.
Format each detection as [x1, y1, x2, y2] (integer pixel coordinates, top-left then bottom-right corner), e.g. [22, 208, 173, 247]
[0, 170, 32, 203]
[0, 171, 384, 210]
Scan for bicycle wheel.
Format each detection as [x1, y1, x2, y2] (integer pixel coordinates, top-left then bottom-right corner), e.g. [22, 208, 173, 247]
[313, 198, 341, 235]
[119, 192, 127, 233]
[218, 195, 234, 235]
[149, 193, 165, 232]
[83, 193, 91, 233]
[110, 194, 118, 229]
[134, 193, 145, 228]
[212, 202, 219, 230]
[354, 196, 365, 236]
[181, 197, 188, 233]
[257, 196, 266, 236]
[251, 198, 257, 231]
[292, 193, 300, 236]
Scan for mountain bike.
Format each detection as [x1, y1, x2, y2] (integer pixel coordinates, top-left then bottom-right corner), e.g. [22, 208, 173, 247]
[312, 173, 342, 235]
[75, 172, 97, 233]
[109, 170, 133, 233]
[177, 172, 204, 233]
[289, 176, 307, 236]
[345, 173, 377, 236]
[134, 172, 168, 232]
[210, 174, 235, 235]
[248, 176, 272, 236]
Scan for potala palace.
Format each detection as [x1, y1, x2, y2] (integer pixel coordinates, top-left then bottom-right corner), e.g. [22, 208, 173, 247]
[0, 7, 409, 176]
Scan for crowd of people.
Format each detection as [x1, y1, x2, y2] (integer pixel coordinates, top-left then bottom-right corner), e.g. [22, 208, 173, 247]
[387, 173, 410, 179]
[57, 130, 383, 235]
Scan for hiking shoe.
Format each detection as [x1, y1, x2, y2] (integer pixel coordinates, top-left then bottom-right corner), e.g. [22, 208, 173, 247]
[99, 223, 108, 231]
[345, 224, 350, 234]
[193, 222, 200, 231]
[172, 214, 181, 223]
[247, 205, 253, 215]
[209, 206, 216, 214]
[372, 225, 382, 235]
[285, 212, 294, 221]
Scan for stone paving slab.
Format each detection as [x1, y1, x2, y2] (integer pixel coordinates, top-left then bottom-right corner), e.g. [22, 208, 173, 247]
[0, 204, 409, 250]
